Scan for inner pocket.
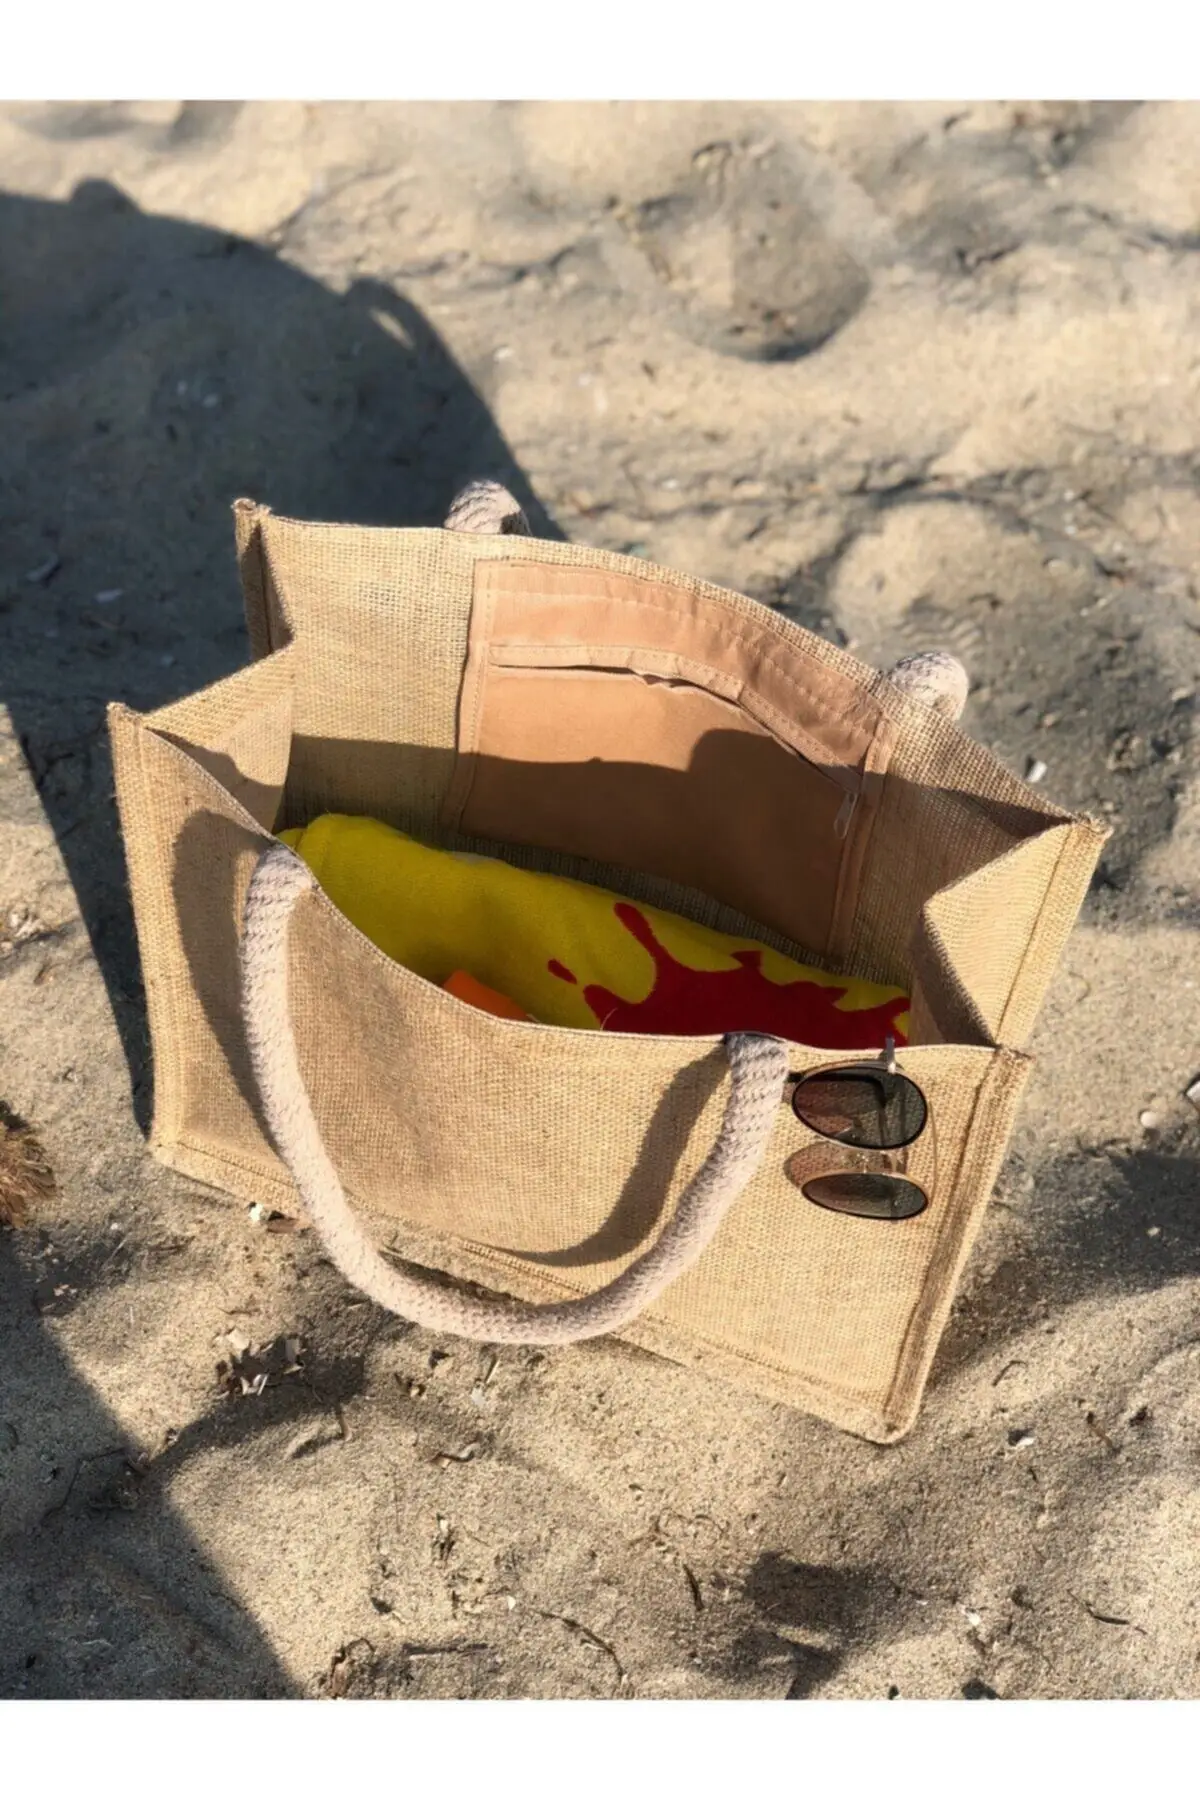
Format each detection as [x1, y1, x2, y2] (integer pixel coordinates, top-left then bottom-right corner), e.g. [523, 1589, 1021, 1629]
[442, 563, 895, 963]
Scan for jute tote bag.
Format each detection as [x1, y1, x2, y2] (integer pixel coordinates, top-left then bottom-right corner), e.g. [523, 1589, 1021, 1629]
[109, 499, 1107, 1442]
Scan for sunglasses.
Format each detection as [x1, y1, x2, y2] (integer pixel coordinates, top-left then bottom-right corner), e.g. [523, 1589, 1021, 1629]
[782, 1039, 932, 1221]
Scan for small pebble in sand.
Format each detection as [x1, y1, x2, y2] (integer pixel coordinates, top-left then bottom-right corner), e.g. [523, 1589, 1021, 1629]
[1184, 1077, 1200, 1112]
[1146, 1226, 1161, 1238]
[1007, 1428, 1036, 1448]
[1025, 757, 1048, 784]
[1139, 1110, 1160, 1131]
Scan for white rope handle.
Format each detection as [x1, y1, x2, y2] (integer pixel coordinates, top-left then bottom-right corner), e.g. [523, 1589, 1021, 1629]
[238, 842, 788, 1344]
[887, 650, 969, 721]
[444, 479, 531, 537]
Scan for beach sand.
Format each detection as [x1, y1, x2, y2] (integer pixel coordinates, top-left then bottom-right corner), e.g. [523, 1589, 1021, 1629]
[1, 100, 1198, 1698]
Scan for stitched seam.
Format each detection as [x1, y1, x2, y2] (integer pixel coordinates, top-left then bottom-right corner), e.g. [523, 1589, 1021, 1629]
[127, 717, 185, 1151]
[488, 645, 744, 694]
[256, 515, 277, 657]
[442, 571, 498, 827]
[879, 1051, 1026, 1431]
[995, 827, 1076, 1043]
[488, 591, 883, 741]
[828, 719, 899, 962]
[174, 1134, 295, 1186]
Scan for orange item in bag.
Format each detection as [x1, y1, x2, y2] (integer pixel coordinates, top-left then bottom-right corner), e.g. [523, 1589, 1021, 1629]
[442, 968, 532, 1022]
[279, 814, 911, 1047]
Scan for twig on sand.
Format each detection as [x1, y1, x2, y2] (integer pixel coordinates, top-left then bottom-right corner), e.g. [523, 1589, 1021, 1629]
[532, 1607, 627, 1692]
[681, 1563, 705, 1613]
[1073, 1593, 1146, 1634]
[1083, 1410, 1120, 1454]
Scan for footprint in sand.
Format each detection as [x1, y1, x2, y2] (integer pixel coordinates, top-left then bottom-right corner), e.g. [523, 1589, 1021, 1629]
[614, 138, 871, 362]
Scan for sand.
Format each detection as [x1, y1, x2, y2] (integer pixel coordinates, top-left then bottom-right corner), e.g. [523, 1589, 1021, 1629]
[1, 99, 1198, 1700]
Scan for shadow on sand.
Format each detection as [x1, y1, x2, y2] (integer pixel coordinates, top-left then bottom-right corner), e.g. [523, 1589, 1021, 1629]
[0, 176, 559, 1130]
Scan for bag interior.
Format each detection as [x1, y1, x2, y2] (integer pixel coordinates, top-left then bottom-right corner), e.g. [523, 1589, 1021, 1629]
[148, 535, 1085, 1054]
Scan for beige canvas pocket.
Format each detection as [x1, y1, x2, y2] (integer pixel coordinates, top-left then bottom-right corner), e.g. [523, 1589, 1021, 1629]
[443, 559, 896, 962]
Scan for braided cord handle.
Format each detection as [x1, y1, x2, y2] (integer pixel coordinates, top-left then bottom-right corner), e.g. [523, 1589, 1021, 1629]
[238, 842, 788, 1344]
[443, 479, 531, 536]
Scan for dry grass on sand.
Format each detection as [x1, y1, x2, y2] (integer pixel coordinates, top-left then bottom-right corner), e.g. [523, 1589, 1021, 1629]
[0, 1104, 55, 1230]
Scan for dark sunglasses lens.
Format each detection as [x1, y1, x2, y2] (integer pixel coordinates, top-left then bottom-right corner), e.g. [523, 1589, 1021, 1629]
[802, 1172, 928, 1221]
[791, 1069, 927, 1150]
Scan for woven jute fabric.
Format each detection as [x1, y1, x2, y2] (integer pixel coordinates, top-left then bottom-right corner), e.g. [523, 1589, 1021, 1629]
[108, 503, 1107, 1441]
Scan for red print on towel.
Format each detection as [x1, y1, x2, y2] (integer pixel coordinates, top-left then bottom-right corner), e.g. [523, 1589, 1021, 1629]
[548, 902, 908, 1048]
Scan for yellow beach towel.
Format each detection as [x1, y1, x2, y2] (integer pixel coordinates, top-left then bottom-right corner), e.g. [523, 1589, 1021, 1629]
[280, 813, 911, 1047]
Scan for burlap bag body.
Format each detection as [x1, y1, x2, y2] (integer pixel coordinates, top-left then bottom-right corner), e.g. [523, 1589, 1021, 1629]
[108, 502, 1106, 1441]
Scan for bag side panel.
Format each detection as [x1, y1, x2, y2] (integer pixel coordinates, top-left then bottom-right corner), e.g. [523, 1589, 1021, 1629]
[919, 819, 1109, 1047]
[851, 672, 1078, 987]
[110, 704, 285, 1174]
[145, 647, 296, 832]
[239, 509, 475, 833]
[881, 1047, 1033, 1438]
[110, 702, 191, 1158]
[993, 817, 1109, 1044]
[235, 498, 292, 660]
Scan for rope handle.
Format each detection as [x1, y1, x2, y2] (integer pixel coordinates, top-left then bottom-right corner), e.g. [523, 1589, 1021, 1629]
[444, 479, 531, 537]
[238, 842, 789, 1344]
